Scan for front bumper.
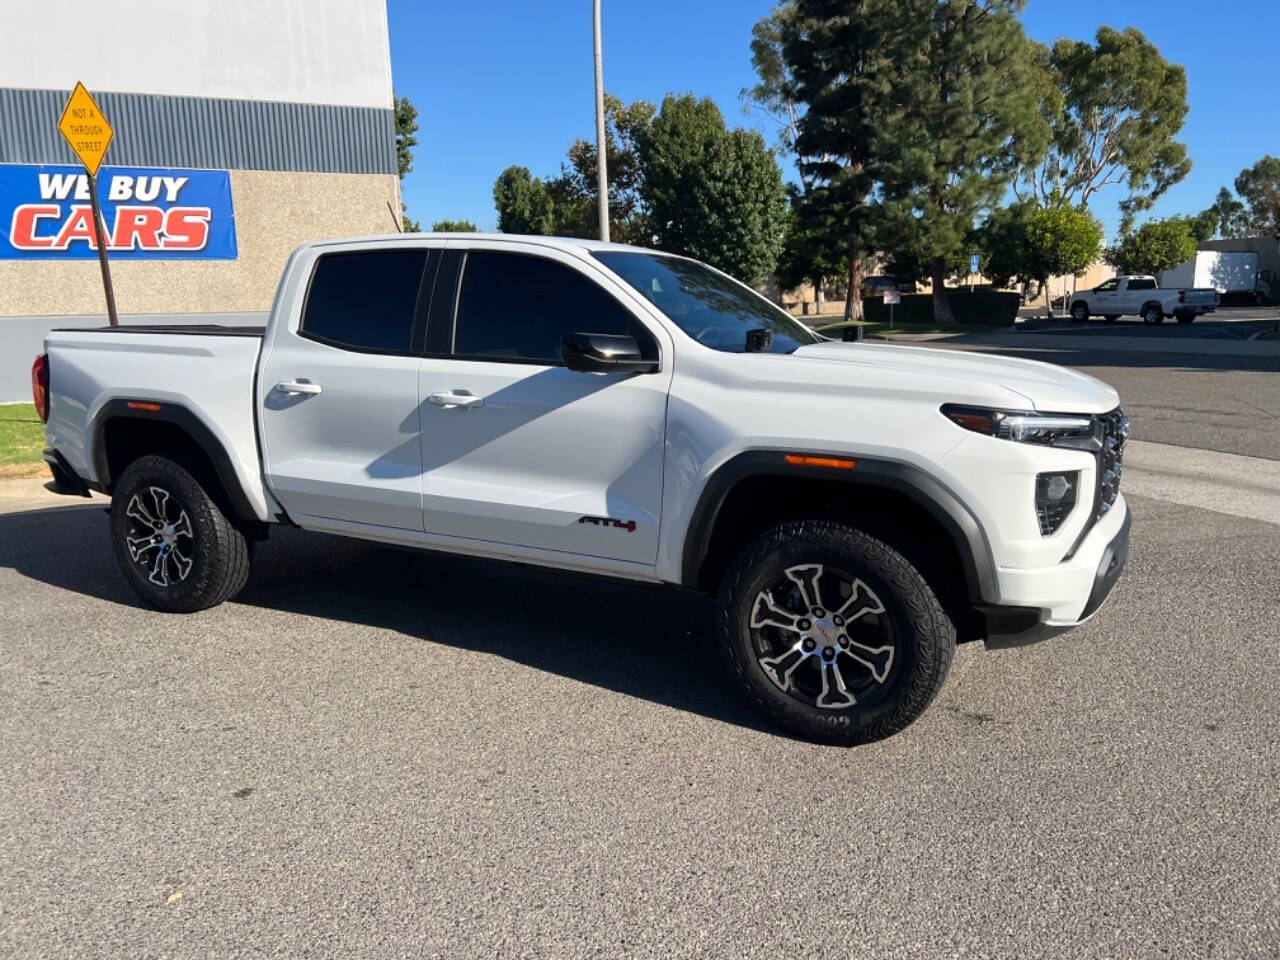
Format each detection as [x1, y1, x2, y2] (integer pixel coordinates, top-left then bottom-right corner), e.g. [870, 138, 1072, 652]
[982, 498, 1131, 649]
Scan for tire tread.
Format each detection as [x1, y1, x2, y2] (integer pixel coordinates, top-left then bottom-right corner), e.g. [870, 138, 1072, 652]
[715, 519, 954, 745]
[110, 455, 251, 612]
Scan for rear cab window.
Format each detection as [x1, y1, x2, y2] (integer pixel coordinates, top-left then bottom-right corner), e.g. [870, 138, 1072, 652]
[301, 250, 427, 353]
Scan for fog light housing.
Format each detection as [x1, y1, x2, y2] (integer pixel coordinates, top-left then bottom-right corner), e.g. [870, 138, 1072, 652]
[1035, 471, 1078, 535]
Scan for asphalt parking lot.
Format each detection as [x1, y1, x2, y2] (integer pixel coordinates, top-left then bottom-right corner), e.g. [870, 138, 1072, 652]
[2, 484, 1278, 957]
[1023, 304, 1280, 338]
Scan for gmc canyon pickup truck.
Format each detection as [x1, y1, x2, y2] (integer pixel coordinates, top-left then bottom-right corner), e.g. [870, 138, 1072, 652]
[1069, 275, 1216, 324]
[33, 234, 1131, 744]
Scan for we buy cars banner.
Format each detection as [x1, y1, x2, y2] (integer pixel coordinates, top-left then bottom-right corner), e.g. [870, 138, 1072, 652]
[0, 163, 237, 259]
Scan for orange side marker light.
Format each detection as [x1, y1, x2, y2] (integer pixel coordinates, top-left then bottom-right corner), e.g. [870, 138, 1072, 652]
[784, 454, 857, 470]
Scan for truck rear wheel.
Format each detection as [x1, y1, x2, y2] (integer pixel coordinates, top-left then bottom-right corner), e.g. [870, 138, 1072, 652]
[716, 520, 954, 745]
[1070, 301, 1089, 322]
[109, 455, 252, 612]
[1142, 304, 1164, 325]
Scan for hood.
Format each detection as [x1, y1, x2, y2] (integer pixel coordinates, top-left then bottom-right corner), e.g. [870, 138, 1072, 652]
[789, 340, 1120, 413]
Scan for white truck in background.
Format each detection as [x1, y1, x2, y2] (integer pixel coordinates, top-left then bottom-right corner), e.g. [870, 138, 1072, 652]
[1069, 275, 1217, 325]
[1161, 250, 1273, 306]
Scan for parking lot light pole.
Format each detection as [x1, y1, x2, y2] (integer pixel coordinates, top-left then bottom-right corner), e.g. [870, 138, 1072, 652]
[593, 0, 609, 242]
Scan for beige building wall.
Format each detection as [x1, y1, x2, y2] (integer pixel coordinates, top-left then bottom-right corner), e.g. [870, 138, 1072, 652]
[0, 170, 401, 315]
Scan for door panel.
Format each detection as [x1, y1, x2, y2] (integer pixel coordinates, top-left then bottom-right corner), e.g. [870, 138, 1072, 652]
[419, 361, 667, 563]
[261, 345, 424, 530]
[417, 244, 671, 565]
[259, 245, 435, 531]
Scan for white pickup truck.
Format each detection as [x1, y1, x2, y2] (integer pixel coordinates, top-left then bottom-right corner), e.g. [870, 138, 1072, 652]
[32, 234, 1131, 744]
[1069, 275, 1217, 324]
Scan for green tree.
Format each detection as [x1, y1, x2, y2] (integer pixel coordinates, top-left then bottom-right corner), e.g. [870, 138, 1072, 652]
[492, 166, 556, 235]
[764, 0, 900, 321]
[431, 219, 478, 233]
[775, 187, 844, 314]
[1104, 217, 1196, 276]
[1016, 27, 1191, 232]
[395, 95, 421, 232]
[1234, 155, 1280, 235]
[1170, 211, 1216, 244]
[1203, 186, 1249, 239]
[550, 96, 656, 244]
[491, 96, 655, 243]
[637, 94, 787, 284]
[1025, 202, 1103, 314]
[972, 201, 1040, 291]
[876, 0, 1045, 324]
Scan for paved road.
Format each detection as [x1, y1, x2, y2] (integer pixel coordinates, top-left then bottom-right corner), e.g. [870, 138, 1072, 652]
[1, 489, 1277, 958]
[1018, 305, 1279, 334]
[1021, 316, 1277, 340]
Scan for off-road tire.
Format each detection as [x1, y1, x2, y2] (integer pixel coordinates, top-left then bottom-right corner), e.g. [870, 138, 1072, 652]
[110, 455, 251, 612]
[717, 520, 955, 745]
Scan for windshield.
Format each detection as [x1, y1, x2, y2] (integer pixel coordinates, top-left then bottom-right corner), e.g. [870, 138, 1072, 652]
[594, 251, 822, 354]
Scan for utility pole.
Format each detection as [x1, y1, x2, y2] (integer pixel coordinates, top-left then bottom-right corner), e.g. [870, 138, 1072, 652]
[593, 0, 609, 242]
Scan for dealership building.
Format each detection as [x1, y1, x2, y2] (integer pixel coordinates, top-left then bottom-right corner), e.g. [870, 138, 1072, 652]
[0, 0, 401, 397]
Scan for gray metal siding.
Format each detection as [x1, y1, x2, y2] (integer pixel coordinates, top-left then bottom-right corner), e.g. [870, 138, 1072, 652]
[0, 88, 396, 175]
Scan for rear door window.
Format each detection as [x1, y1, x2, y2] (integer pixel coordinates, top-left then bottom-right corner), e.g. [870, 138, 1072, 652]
[451, 251, 656, 363]
[302, 250, 427, 353]
[1128, 278, 1156, 290]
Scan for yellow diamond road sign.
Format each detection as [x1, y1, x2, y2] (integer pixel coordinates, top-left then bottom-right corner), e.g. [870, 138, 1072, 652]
[59, 82, 114, 177]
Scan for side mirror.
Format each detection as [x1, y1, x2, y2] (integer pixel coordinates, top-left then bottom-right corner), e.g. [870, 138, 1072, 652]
[561, 333, 658, 374]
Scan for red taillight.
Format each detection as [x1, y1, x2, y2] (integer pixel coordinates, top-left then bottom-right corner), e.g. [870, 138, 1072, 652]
[1178, 290, 1186, 303]
[31, 354, 49, 423]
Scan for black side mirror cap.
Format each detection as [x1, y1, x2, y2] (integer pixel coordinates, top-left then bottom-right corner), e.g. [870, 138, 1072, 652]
[562, 333, 658, 374]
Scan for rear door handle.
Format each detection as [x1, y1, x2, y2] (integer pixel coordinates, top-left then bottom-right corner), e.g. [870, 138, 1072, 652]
[427, 391, 484, 410]
[274, 380, 322, 396]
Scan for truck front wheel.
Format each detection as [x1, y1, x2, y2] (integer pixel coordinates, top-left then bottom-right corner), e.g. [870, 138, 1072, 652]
[717, 520, 955, 745]
[109, 455, 252, 612]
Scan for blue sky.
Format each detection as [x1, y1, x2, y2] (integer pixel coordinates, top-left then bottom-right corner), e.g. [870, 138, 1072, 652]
[389, 0, 1279, 241]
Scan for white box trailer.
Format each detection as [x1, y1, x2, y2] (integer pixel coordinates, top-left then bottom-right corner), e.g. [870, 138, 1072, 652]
[1161, 251, 1270, 304]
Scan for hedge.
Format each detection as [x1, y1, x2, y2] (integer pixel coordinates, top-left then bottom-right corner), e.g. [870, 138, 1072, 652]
[859, 291, 1020, 326]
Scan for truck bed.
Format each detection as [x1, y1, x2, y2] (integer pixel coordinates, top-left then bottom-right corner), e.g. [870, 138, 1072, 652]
[43, 325, 273, 520]
[51, 324, 265, 337]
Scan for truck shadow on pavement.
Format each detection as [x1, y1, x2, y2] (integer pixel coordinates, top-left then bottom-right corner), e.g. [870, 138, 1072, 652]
[0, 503, 785, 737]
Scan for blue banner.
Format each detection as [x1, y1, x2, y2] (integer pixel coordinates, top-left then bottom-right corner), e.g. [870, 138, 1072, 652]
[0, 163, 237, 260]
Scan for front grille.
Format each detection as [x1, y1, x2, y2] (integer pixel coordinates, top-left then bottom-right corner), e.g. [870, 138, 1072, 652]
[1094, 408, 1128, 519]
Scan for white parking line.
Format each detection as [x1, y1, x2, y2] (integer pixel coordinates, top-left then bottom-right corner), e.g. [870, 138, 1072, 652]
[1123, 440, 1280, 526]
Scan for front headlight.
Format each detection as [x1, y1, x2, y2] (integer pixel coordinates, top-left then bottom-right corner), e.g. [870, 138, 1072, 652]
[941, 404, 1095, 445]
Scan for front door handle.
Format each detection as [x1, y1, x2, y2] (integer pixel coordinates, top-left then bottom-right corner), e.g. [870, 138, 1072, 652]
[427, 391, 484, 410]
[274, 380, 323, 396]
